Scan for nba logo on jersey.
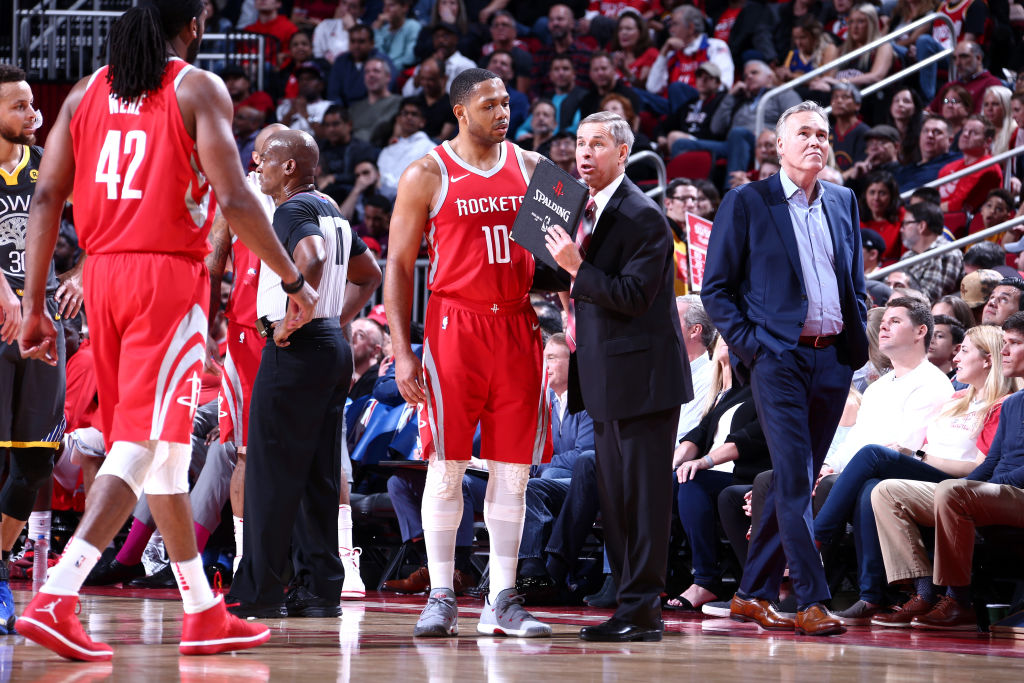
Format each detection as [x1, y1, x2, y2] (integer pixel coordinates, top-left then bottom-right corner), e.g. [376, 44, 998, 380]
[442, 316, 449, 330]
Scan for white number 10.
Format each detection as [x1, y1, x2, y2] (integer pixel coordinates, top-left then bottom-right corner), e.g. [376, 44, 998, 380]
[481, 224, 511, 264]
[95, 130, 147, 200]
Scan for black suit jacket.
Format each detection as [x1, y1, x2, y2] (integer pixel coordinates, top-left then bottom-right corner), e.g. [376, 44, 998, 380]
[538, 176, 691, 423]
[700, 173, 870, 382]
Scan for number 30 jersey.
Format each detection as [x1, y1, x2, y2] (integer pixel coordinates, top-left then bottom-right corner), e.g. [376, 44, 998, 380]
[425, 140, 534, 303]
[69, 58, 212, 260]
[1, 145, 57, 294]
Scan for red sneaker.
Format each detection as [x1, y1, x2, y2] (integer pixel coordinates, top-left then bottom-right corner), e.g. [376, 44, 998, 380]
[179, 595, 271, 655]
[16, 591, 114, 662]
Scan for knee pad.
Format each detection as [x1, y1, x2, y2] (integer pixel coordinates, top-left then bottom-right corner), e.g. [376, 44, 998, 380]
[422, 458, 468, 533]
[96, 440, 157, 497]
[142, 442, 191, 495]
[484, 461, 530, 523]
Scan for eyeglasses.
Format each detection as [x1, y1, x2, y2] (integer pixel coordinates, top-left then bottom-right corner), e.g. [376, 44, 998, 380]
[901, 219, 921, 226]
[670, 195, 698, 202]
[943, 98, 962, 105]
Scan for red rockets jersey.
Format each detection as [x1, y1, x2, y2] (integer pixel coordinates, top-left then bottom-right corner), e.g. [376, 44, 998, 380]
[69, 59, 212, 260]
[425, 140, 534, 303]
[224, 236, 261, 326]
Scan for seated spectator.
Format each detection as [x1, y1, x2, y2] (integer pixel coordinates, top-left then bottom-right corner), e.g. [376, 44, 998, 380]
[711, 0, 778, 68]
[825, 4, 893, 93]
[530, 4, 595, 96]
[412, 0, 482, 68]
[608, 11, 659, 90]
[647, 5, 734, 100]
[774, 16, 837, 91]
[233, 105, 266, 170]
[727, 129, 780, 188]
[884, 87, 925, 165]
[315, 105, 380, 203]
[982, 85, 1017, 156]
[771, 0, 825, 64]
[339, 159, 385, 222]
[373, 0, 421, 71]
[895, 116, 962, 193]
[327, 24, 397, 106]
[884, 268, 923, 293]
[664, 181, 701, 295]
[377, 98, 435, 198]
[694, 179, 720, 220]
[939, 84, 972, 154]
[928, 41, 1004, 115]
[480, 11, 533, 95]
[402, 22, 475, 95]
[354, 194, 392, 257]
[350, 57, 402, 145]
[828, 83, 869, 172]
[928, 314, 966, 380]
[312, 0, 362, 64]
[899, 200, 964, 301]
[547, 131, 578, 177]
[821, 0, 853, 44]
[845, 125, 903, 198]
[601, 93, 653, 153]
[932, 293, 977, 332]
[972, 189, 1015, 245]
[959, 268, 1004, 324]
[349, 317, 386, 399]
[861, 228, 886, 276]
[410, 57, 457, 142]
[870, 313, 1024, 631]
[887, 0, 935, 63]
[517, 99, 557, 156]
[276, 30, 331, 100]
[244, 0, 299, 66]
[669, 337, 771, 611]
[1006, 236, 1024, 275]
[221, 64, 275, 118]
[817, 322, 1012, 625]
[276, 65, 332, 137]
[938, 115, 1002, 213]
[576, 51, 641, 121]
[981, 277, 1024, 326]
[674, 295, 719, 437]
[859, 171, 905, 264]
[661, 62, 727, 158]
[963, 241, 1011, 280]
[483, 50, 529, 136]
[531, 55, 586, 136]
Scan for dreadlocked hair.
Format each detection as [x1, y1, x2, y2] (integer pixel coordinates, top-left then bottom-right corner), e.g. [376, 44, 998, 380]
[106, 0, 204, 101]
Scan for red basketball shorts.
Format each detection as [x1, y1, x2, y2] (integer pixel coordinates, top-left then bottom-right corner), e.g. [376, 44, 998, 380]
[218, 321, 263, 448]
[420, 294, 551, 465]
[84, 253, 209, 448]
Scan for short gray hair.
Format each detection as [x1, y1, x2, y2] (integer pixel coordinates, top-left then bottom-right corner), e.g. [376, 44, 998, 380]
[579, 111, 634, 153]
[677, 295, 717, 348]
[675, 5, 706, 35]
[776, 100, 829, 139]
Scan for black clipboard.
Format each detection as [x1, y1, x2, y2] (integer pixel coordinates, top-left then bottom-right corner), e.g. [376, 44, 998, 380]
[510, 158, 589, 271]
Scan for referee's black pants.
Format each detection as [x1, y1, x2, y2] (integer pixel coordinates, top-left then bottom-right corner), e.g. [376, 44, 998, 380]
[229, 319, 352, 606]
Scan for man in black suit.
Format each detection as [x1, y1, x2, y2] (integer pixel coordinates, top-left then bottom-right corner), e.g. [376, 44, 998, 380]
[701, 101, 870, 636]
[543, 111, 691, 642]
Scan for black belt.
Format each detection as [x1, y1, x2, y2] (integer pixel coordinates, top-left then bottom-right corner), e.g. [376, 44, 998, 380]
[797, 334, 839, 349]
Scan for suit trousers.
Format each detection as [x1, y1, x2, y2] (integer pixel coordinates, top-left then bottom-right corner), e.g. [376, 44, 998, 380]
[544, 451, 599, 582]
[593, 406, 679, 628]
[230, 319, 352, 606]
[741, 345, 851, 607]
[872, 478, 1024, 587]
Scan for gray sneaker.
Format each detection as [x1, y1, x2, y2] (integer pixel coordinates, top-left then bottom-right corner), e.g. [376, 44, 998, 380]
[477, 588, 552, 638]
[836, 600, 884, 625]
[413, 588, 458, 637]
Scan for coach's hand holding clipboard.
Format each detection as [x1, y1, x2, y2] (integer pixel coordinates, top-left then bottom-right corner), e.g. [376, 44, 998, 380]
[510, 158, 588, 272]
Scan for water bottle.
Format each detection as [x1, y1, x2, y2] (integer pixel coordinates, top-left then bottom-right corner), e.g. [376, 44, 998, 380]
[32, 535, 48, 592]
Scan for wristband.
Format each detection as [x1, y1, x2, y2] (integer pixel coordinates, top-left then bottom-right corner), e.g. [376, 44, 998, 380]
[703, 455, 714, 468]
[282, 273, 305, 294]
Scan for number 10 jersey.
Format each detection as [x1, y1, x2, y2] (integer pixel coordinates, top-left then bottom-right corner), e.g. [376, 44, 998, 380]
[70, 59, 212, 260]
[425, 140, 534, 303]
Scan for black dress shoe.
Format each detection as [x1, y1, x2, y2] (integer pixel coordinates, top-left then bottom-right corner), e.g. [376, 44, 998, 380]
[584, 575, 617, 608]
[286, 585, 341, 618]
[84, 558, 145, 586]
[129, 563, 176, 588]
[226, 599, 287, 619]
[579, 617, 663, 642]
[515, 575, 560, 605]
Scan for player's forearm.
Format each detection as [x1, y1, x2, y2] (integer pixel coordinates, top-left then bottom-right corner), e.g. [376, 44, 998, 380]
[21, 189, 63, 312]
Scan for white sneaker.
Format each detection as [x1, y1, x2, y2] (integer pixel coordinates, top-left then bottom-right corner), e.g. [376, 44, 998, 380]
[340, 547, 365, 599]
[477, 588, 552, 638]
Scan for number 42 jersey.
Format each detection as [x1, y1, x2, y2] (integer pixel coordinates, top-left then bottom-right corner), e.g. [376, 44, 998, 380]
[425, 140, 534, 303]
[69, 58, 212, 260]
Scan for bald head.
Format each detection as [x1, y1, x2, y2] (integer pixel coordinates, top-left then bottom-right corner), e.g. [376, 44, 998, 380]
[265, 129, 320, 176]
[252, 123, 288, 166]
[258, 129, 321, 201]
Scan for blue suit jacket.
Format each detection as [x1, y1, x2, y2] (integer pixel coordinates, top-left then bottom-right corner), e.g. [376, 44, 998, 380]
[542, 390, 595, 476]
[700, 174, 869, 380]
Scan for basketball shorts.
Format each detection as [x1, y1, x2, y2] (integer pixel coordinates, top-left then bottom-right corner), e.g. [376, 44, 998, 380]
[218, 320, 263, 447]
[0, 296, 66, 449]
[84, 253, 209, 448]
[420, 294, 551, 465]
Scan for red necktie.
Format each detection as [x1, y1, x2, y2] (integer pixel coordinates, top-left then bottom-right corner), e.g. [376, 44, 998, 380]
[567, 198, 597, 352]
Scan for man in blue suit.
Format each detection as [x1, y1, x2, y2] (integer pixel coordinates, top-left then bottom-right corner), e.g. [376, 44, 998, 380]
[701, 101, 869, 637]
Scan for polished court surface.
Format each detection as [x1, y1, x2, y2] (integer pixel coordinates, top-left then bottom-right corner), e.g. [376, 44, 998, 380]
[5, 583, 1024, 681]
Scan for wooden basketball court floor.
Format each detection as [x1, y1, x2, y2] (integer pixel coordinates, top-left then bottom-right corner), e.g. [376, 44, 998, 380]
[5, 582, 1024, 681]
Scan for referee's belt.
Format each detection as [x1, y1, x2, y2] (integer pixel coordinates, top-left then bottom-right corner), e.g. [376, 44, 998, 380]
[431, 293, 531, 316]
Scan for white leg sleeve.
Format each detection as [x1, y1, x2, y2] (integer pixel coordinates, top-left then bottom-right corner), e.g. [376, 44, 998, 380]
[484, 461, 530, 600]
[95, 440, 157, 498]
[142, 442, 191, 495]
[421, 457, 469, 591]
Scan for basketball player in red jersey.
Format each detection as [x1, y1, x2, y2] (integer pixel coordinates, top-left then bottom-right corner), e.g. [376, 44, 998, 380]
[17, 1, 317, 661]
[385, 68, 553, 638]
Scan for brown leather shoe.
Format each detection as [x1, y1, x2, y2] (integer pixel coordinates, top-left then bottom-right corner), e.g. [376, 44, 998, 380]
[730, 595, 796, 631]
[795, 604, 847, 636]
[910, 596, 977, 631]
[384, 566, 431, 593]
[870, 594, 935, 628]
[452, 569, 474, 595]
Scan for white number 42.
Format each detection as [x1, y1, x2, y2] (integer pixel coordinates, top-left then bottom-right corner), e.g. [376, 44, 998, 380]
[95, 130, 146, 200]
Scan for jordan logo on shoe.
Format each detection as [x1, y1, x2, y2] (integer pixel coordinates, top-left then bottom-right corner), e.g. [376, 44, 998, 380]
[37, 598, 61, 625]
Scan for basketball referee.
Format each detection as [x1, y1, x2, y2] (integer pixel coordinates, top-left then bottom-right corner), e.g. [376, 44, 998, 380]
[226, 130, 381, 618]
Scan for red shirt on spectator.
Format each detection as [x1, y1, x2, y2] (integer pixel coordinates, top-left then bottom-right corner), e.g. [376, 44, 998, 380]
[587, 1, 662, 17]
[713, 7, 741, 42]
[937, 155, 1003, 212]
[862, 207, 906, 265]
[245, 15, 299, 65]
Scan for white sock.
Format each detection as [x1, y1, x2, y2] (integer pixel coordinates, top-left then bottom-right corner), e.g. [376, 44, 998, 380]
[338, 504, 353, 553]
[28, 511, 52, 544]
[172, 555, 218, 614]
[233, 515, 244, 561]
[484, 461, 530, 602]
[43, 537, 101, 596]
[422, 458, 468, 591]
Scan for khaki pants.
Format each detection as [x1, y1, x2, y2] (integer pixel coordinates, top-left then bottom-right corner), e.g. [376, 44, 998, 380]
[871, 479, 1024, 587]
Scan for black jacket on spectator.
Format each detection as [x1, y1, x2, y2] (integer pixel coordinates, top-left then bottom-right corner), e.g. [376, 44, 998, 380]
[577, 83, 642, 120]
[659, 89, 727, 141]
[681, 384, 770, 486]
[708, 0, 778, 66]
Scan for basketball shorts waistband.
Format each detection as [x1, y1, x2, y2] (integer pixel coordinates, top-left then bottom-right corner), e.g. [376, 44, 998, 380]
[429, 293, 531, 316]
